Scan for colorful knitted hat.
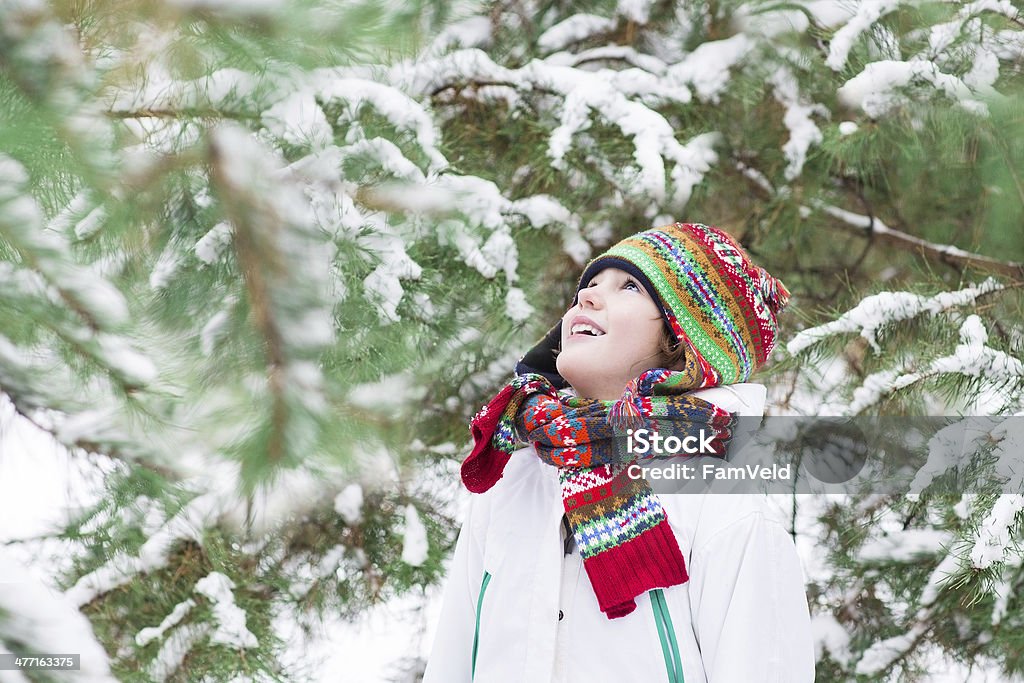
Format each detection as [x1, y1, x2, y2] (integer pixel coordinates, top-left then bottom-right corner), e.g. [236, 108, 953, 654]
[515, 222, 791, 388]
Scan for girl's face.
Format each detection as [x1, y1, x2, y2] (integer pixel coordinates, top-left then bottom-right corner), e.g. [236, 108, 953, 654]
[556, 267, 667, 401]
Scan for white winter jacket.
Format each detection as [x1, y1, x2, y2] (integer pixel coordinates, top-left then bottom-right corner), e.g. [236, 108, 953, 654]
[423, 383, 815, 683]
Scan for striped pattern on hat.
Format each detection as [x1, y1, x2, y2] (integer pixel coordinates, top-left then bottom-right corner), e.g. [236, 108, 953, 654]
[577, 222, 790, 387]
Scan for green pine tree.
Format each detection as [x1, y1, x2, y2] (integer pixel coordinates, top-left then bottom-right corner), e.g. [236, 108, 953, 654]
[2, 0, 1024, 680]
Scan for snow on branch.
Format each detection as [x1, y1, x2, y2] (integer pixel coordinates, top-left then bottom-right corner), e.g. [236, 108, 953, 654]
[392, 49, 714, 208]
[666, 35, 754, 104]
[538, 14, 618, 54]
[194, 572, 258, 649]
[106, 67, 274, 120]
[0, 157, 158, 392]
[148, 623, 210, 682]
[0, 329, 186, 480]
[768, 66, 826, 181]
[358, 227, 424, 323]
[787, 279, 1003, 356]
[616, 0, 655, 24]
[545, 70, 711, 204]
[67, 491, 223, 607]
[970, 420, 1024, 569]
[349, 171, 585, 322]
[906, 418, 1004, 496]
[838, 58, 990, 117]
[855, 552, 959, 676]
[826, 0, 902, 71]
[0, 159, 127, 329]
[839, 315, 1023, 414]
[547, 45, 668, 75]
[316, 78, 448, 172]
[261, 90, 333, 150]
[810, 203, 1024, 278]
[208, 124, 335, 457]
[0, 0, 119, 177]
[857, 529, 953, 563]
[423, 16, 492, 58]
[136, 599, 196, 647]
[741, 171, 1024, 278]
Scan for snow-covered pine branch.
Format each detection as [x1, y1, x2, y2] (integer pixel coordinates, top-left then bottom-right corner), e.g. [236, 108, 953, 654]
[788, 279, 1004, 356]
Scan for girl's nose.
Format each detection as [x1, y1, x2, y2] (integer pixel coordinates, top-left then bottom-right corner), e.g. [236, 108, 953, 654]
[577, 285, 603, 309]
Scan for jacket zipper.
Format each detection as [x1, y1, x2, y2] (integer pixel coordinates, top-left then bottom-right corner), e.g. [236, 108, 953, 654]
[651, 588, 684, 683]
[472, 571, 492, 680]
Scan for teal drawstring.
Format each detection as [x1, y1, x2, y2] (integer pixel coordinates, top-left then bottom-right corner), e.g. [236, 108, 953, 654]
[471, 571, 492, 680]
[651, 589, 684, 683]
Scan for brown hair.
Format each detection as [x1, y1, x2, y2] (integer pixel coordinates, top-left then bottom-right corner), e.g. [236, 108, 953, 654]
[659, 328, 685, 370]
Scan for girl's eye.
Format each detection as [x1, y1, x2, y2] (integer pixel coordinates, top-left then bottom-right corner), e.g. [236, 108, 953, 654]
[624, 279, 640, 292]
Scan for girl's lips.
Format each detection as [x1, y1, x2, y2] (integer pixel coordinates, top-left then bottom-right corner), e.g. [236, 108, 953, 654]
[565, 315, 606, 342]
[568, 315, 605, 334]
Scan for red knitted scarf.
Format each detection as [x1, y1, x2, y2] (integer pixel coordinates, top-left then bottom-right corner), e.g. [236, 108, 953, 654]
[462, 367, 735, 618]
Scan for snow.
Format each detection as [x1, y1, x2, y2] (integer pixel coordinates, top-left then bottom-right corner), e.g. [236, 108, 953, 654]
[423, 16, 492, 57]
[317, 78, 447, 172]
[95, 334, 159, 387]
[261, 91, 332, 149]
[509, 195, 576, 231]
[67, 492, 222, 607]
[56, 269, 132, 329]
[616, 0, 654, 24]
[0, 155, 131, 329]
[546, 75, 712, 203]
[857, 529, 951, 562]
[921, 552, 961, 608]
[550, 45, 668, 76]
[136, 599, 197, 647]
[148, 623, 211, 682]
[732, 5, 810, 38]
[195, 222, 234, 265]
[971, 495, 1024, 569]
[768, 67, 825, 181]
[400, 504, 429, 567]
[55, 406, 124, 445]
[364, 265, 408, 322]
[200, 307, 231, 357]
[74, 206, 106, 241]
[194, 572, 258, 649]
[838, 121, 859, 135]
[787, 279, 1002, 356]
[334, 483, 364, 525]
[106, 67, 265, 116]
[841, 316, 1024, 412]
[538, 14, 617, 53]
[667, 35, 754, 104]
[44, 192, 93, 237]
[826, 0, 901, 71]
[855, 623, 927, 675]
[838, 59, 988, 118]
[907, 419, 1000, 495]
[811, 613, 852, 666]
[149, 244, 180, 289]
[505, 287, 533, 323]
[931, 315, 1024, 380]
[394, 48, 713, 207]
[340, 138, 426, 182]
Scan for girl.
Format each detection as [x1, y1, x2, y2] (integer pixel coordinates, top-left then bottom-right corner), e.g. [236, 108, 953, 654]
[424, 223, 814, 682]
